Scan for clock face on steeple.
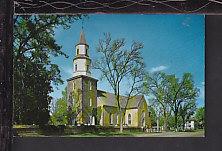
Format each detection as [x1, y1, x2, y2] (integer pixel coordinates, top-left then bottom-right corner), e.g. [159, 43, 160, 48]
[73, 31, 91, 77]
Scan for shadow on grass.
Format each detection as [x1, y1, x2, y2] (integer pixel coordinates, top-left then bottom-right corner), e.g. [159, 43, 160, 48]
[65, 130, 135, 137]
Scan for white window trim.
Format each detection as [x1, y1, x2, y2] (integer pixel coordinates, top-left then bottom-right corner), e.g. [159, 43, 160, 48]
[72, 82, 75, 90]
[89, 98, 92, 107]
[128, 114, 132, 125]
[89, 81, 92, 90]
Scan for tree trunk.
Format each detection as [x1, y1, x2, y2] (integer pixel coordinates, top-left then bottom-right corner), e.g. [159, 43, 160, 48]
[156, 117, 159, 132]
[174, 112, 178, 131]
[0, 1, 13, 151]
[163, 110, 168, 131]
[119, 109, 123, 133]
[182, 116, 186, 131]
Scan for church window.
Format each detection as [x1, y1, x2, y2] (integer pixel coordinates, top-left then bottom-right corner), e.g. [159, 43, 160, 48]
[116, 115, 119, 125]
[72, 82, 75, 90]
[89, 115, 92, 125]
[128, 114, 132, 125]
[77, 48, 79, 55]
[86, 48, 88, 56]
[89, 81, 92, 90]
[89, 98, 92, 107]
[86, 65, 89, 72]
[110, 113, 113, 125]
[75, 64, 77, 71]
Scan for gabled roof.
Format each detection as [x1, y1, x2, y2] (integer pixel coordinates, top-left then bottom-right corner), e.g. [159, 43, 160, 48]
[97, 90, 144, 109]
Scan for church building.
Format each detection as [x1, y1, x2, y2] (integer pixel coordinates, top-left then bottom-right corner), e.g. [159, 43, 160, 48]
[67, 31, 151, 128]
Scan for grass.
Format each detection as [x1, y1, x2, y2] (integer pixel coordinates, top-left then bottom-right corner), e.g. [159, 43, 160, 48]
[14, 128, 204, 137]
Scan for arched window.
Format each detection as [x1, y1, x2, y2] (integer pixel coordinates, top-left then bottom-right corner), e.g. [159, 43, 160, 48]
[75, 64, 77, 71]
[89, 98, 92, 107]
[128, 114, 132, 125]
[86, 48, 88, 56]
[72, 82, 75, 90]
[77, 48, 79, 55]
[89, 81, 92, 90]
[86, 65, 89, 72]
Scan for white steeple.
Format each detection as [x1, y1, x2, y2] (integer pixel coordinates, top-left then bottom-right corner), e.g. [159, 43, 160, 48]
[73, 30, 91, 77]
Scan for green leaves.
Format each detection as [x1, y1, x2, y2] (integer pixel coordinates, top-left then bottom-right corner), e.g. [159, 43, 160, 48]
[51, 98, 68, 126]
[145, 72, 199, 130]
[13, 15, 83, 125]
[195, 107, 205, 129]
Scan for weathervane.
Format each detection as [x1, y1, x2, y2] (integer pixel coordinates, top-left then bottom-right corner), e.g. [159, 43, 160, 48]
[81, 19, 84, 31]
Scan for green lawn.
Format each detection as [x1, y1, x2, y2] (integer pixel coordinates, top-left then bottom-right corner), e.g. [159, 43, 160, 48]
[15, 128, 204, 137]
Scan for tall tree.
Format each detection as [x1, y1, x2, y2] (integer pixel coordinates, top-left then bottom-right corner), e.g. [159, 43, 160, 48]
[13, 15, 83, 125]
[166, 73, 199, 131]
[94, 33, 145, 132]
[149, 106, 157, 126]
[145, 72, 171, 131]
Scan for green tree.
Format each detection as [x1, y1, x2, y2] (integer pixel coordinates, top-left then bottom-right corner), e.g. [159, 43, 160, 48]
[149, 106, 157, 126]
[51, 99, 68, 125]
[178, 99, 196, 130]
[67, 88, 82, 125]
[166, 73, 199, 131]
[195, 107, 205, 129]
[94, 33, 146, 132]
[51, 88, 68, 125]
[13, 15, 83, 125]
[145, 72, 171, 131]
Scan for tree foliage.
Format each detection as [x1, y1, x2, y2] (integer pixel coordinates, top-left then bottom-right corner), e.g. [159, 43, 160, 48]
[145, 72, 171, 131]
[13, 15, 83, 125]
[195, 107, 205, 129]
[149, 106, 157, 126]
[50, 88, 68, 125]
[179, 99, 196, 130]
[165, 73, 199, 130]
[145, 72, 199, 131]
[50, 99, 68, 126]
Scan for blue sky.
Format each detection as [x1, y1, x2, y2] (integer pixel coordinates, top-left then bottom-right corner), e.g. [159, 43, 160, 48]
[51, 14, 205, 107]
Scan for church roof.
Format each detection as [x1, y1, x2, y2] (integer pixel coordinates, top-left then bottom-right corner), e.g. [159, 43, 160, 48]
[67, 75, 98, 82]
[77, 30, 87, 45]
[97, 90, 145, 109]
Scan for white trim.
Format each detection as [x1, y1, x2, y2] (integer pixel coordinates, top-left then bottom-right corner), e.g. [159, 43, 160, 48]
[128, 113, 132, 125]
[89, 98, 92, 107]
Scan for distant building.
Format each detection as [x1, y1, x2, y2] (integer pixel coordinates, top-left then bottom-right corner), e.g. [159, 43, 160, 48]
[67, 31, 151, 128]
[185, 118, 195, 130]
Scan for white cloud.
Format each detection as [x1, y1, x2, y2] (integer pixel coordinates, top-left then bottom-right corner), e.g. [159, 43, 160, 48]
[150, 65, 168, 73]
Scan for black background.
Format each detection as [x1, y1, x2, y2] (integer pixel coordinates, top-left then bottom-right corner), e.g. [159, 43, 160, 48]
[11, 15, 222, 151]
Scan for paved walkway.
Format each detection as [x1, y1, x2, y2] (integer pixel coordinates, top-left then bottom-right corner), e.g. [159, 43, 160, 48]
[133, 130, 204, 137]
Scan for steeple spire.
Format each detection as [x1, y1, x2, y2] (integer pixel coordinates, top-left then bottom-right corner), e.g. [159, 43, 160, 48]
[78, 30, 87, 45]
[73, 29, 91, 77]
